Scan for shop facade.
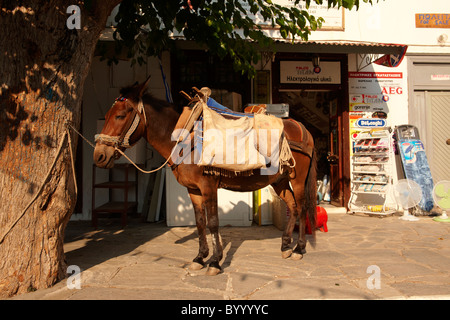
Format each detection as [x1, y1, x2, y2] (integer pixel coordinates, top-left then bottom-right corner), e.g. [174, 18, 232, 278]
[74, 1, 450, 224]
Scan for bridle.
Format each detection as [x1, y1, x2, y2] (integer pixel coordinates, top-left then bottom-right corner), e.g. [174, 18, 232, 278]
[94, 96, 147, 158]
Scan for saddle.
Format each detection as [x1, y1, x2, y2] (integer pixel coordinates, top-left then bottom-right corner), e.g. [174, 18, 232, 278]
[174, 88, 303, 177]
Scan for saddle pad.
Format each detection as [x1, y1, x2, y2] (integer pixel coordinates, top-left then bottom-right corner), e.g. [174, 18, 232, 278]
[198, 101, 284, 173]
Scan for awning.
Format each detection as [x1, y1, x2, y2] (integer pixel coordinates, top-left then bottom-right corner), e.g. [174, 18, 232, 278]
[99, 26, 409, 68]
[272, 39, 408, 55]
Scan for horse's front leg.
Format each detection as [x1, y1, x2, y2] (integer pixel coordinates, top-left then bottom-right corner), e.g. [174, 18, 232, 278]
[204, 190, 223, 276]
[188, 188, 209, 270]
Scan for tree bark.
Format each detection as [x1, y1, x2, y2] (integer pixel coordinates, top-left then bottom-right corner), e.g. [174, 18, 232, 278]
[0, 0, 120, 298]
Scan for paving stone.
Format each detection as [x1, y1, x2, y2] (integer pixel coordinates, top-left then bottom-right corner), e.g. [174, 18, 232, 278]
[9, 213, 450, 300]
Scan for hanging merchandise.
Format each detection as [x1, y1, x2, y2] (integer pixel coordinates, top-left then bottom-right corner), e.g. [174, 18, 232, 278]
[322, 175, 330, 202]
[317, 180, 324, 202]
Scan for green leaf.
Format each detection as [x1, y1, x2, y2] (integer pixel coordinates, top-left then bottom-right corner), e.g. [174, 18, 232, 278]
[280, 26, 288, 39]
[297, 15, 306, 29]
[109, 0, 378, 78]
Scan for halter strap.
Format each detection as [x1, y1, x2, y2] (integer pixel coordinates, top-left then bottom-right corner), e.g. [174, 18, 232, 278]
[95, 97, 146, 149]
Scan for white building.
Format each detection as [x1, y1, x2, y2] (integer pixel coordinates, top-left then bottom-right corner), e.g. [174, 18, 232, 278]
[75, 0, 450, 225]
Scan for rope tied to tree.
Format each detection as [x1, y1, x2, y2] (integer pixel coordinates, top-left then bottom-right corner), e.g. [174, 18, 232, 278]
[0, 97, 201, 244]
[0, 122, 77, 244]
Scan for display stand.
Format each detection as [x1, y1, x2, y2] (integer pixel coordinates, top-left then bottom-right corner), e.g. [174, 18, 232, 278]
[348, 127, 398, 216]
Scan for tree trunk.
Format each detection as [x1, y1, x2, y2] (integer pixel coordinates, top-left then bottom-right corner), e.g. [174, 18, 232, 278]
[0, 0, 119, 298]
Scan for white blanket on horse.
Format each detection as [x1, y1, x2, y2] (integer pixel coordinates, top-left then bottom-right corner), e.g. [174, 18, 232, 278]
[199, 102, 291, 173]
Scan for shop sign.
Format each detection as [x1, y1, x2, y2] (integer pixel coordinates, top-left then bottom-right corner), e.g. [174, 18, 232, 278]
[356, 118, 386, 128]
[350, 94, 389, 104]
[349, 69, 406, 160]
[350, 94, 389, 112]
[415, 13, 450, 28]
[349, 72, 403, 94]
[348, 72, 403, 79]
[280, 61, 341, 84]
[349, 72, 404, 112]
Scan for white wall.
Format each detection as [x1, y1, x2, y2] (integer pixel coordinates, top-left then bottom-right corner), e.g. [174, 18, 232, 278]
[72, 52, 171, 220]
[260, 0, 450, 55]
[307, 0, 450, 54]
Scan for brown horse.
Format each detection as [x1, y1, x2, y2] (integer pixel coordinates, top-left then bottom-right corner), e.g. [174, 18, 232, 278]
[93, 78, 317, 275]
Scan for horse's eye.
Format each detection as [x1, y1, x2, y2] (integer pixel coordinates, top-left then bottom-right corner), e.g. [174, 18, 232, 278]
[115, 115, 125, 120]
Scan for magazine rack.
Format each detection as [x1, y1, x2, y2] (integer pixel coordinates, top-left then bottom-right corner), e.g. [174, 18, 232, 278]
[348, 127, 398, 215]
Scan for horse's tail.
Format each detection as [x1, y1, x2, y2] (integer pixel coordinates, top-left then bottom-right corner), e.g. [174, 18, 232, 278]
[304, 148, 317, 235]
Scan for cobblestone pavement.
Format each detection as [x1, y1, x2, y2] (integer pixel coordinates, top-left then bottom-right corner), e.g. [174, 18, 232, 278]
[11, 212, 450, 300]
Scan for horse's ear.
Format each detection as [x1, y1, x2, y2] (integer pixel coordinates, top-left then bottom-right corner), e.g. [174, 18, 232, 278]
[139, 75, 151, 98]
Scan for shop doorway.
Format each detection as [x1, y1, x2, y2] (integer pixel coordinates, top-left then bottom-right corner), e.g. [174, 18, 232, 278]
[272, 53, 350, 207]
[278, 90, 343, 205]
[272, 53, 349, 206]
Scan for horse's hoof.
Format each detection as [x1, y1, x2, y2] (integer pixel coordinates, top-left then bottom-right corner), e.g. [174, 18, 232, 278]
[290, 252, 303, 261]
[189, 262, 205, 270]
[206, 266, 221, 276]
[189, 262, 204, 271]
[281, 249, 292, 259]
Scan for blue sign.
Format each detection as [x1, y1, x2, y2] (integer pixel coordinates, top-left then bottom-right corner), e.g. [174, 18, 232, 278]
[356, 118, 386, 128]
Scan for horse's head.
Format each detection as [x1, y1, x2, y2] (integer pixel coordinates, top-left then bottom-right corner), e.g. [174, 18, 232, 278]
[93, 77, 150, 168]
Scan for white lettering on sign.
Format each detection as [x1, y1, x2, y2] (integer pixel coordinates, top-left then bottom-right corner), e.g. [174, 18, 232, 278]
[431, 74, 450, 81]
[356, 118, 386, 128]
[281, 61, 341, 84]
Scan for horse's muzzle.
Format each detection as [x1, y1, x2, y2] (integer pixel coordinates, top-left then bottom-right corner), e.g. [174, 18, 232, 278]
[93, 143, 116, 168]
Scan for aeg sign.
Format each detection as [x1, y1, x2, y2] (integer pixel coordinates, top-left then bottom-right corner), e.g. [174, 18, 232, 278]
[381, 86, 403, 95]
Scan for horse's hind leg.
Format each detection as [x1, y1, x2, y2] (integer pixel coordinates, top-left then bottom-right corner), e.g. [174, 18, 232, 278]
[188, 189, 209, 270]
[291, 151, 317, 260]
[291, 173, 311, 260]
[271, 180, 304, 259]
[292, 187, 307, 260]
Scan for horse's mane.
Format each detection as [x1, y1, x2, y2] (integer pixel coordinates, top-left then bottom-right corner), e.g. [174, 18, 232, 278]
[119, 84, 173, 112]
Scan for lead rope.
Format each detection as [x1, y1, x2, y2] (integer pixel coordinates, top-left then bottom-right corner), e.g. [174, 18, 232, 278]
[0, 99, 199, 244]
[113, 147, 174, 174]
[0, 124, 77, 244]
[67, 122, 175, 174]
[68, 98, 200, 174]
[111, 98, 202, 174]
